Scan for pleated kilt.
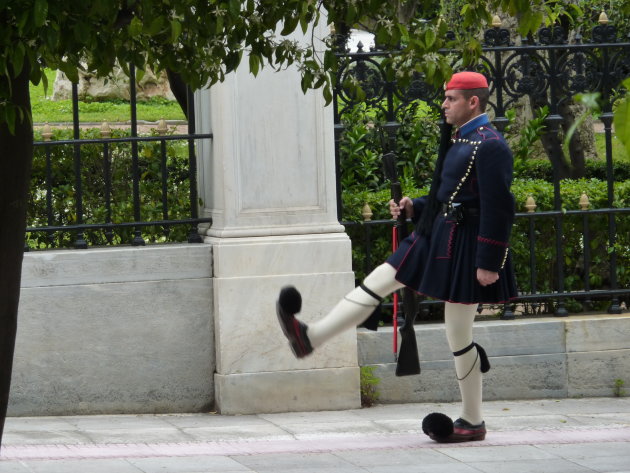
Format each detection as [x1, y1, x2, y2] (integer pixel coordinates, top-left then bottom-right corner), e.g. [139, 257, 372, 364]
[386, 213, 517, 304]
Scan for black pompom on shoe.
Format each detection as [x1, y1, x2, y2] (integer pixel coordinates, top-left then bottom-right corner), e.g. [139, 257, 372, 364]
[279, 286, 302, 314]
[276, 286, 313, 358]
[422, 412, 454, 439]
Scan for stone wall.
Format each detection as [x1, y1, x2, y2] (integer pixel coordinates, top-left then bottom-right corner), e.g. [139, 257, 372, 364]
[8, 238, 628, 418]
[359, 314, 630, 403]
[9, 244, 214, 416]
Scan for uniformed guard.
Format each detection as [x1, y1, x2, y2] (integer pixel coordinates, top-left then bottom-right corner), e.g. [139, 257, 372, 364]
[277, 71, 517, 443]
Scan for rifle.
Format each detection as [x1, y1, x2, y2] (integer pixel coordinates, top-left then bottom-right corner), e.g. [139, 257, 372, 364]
[382, 151, 421, 376]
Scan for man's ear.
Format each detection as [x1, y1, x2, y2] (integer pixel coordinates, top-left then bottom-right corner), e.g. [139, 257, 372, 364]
[469, 95, 480, 110]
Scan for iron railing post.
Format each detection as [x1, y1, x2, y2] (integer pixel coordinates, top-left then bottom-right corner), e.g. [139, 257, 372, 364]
[129, 64, 146, 246]
[72, 82, 88, 249]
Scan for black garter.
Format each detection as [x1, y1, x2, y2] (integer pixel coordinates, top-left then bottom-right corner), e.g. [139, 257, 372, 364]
[358, 283, 384, 331]
[452, 342, 491, 378]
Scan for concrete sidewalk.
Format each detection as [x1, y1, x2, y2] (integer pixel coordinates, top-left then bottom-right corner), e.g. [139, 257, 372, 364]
[1, 397, 630, 473]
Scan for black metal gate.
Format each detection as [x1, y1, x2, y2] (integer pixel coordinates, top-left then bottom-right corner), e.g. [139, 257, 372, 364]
[27, 64, 212, 249]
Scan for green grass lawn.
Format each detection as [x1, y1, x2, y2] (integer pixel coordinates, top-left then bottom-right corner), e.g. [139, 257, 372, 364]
[595, 132, 629, 162]
[30, 69, 186, 123]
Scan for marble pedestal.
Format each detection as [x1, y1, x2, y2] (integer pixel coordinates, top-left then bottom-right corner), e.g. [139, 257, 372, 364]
[195, 22, 361, 414]
[210, 233, 359, 414]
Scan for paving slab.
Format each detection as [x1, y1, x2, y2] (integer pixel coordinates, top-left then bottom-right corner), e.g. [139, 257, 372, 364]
[1, 397, 629, 473]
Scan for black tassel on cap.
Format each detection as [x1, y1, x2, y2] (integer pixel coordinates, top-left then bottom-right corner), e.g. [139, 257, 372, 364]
[422, 412, 453, 438]
[278, 286, 302, 314]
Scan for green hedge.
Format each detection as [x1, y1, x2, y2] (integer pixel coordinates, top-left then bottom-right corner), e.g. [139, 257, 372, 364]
[343, 178, 630, 314]
[515, 159, 630, 181]
[511, 179, 630, 310]
[28, 127, 193, 249]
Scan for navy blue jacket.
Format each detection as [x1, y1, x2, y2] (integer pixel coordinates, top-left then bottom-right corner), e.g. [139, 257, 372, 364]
[412, 114, 515, 272]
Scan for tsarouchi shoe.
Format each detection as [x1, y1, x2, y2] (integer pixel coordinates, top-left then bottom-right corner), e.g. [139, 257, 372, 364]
[276, 286, 313, 358]
[422, 413, 486, 443]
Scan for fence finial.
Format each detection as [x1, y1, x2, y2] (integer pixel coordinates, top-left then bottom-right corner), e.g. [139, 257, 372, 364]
[42, 123, 53, 141]
[362, 203, 373, 221]
[599, 11, 609, 25]
[579, 192, 590, 210]
[100, 121, 112, 138]
[492, 15, 502, 28]
[525, 195, 537, 213]
[157, 118, 168, 135]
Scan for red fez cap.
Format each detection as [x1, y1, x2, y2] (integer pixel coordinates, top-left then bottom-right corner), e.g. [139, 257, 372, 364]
[445, 71, 488, 91]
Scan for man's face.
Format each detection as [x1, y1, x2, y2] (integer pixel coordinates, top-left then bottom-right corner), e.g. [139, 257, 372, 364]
[441, 90, 477, 127]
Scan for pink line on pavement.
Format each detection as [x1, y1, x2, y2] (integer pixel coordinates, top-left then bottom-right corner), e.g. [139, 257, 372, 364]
[2, 427, 630, 461]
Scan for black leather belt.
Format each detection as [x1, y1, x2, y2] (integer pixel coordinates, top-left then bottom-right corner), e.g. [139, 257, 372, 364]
[441, 203, 480, 223]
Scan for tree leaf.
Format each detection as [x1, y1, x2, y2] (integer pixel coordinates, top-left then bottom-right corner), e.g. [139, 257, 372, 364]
[249, 53, 260, 76]
[12, 42, 25, 77]
[129, 17, 143, 37]
[424, 28, 436, 50]
[135, 68, 145, 82]
[171, 20, 182, 43]
[323, 50, 335, 71]
[281, 16, 299, 36]
[33, 0, 48, 28]
[148, 16, 165, 35]
[228, 0, 241, 18]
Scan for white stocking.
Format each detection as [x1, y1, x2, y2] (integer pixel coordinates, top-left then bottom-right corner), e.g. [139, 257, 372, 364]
[307, 263, 404, 348]
[444, 302, 483, 425]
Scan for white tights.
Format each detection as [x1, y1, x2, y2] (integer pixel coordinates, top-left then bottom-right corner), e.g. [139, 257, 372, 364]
[306, 262, 483, 424]
[307, 263, 403, 347]
[444, 302, 482, 425]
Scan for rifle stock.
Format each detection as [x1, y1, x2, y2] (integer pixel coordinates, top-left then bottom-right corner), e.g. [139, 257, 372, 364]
[382, 152, 421, 376]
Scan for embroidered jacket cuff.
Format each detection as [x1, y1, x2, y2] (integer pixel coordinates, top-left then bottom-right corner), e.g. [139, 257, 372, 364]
[476, 236, 509, 272]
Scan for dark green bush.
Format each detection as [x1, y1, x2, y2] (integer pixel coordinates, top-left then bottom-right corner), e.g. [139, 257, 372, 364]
[338, 99, 439, 196]
[510, 179, 629, 311]
[28, 127, 193, 249]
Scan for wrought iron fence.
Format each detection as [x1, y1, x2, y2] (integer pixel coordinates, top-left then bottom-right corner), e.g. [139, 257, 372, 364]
[334, 21, 630, 317]
[26, 65, 212, 249]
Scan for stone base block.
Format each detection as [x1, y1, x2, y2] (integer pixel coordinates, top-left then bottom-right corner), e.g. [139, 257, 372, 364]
[215, 367, 361, 414]
[210, 233, 359, 415]
[566, 316, 630, 352]
[568, 349, 630, 397]
[368, 362, 458, 404]
[11, 277, 214, 416]
[358, 318, 567, 366]
[483, 353, 568, 400]
[366, 352, 567, 404]
[474, 318, 566, 356]
[214, 272, 358, 375]
[358, 327, 450, 365]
